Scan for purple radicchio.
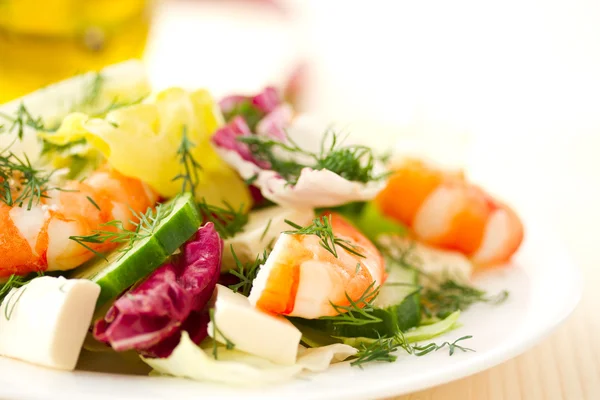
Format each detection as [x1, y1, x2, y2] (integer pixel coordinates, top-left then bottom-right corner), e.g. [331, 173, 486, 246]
[93, 223, 223, 358]
[211, 116, 269, 169]
[255, 103, 294, 141]
[251, 86, 281, 114]
[219, 87, 283, 131]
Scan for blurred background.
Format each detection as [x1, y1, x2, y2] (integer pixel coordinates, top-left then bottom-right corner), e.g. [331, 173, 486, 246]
[1, 0, 598, 211]
[2, 0, 600, 136]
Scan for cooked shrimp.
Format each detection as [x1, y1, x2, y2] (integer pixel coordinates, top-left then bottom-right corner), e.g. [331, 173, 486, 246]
[248, 213, 385, 319]
[375, 158, 524, 266]
[0, 165, 158, 277]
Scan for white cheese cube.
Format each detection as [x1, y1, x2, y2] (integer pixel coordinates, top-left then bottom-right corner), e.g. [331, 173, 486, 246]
[0, 276, 101, 370]
[208, 285, 302, 365]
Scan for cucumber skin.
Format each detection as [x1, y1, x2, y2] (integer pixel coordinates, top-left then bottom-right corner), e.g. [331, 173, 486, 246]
[93, 238, 168, 307]
[70, 193, 202, 308]
[294, 290, 421, 339]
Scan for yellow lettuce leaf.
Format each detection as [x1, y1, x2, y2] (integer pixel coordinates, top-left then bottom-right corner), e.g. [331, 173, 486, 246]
[43, 88, 252, 209]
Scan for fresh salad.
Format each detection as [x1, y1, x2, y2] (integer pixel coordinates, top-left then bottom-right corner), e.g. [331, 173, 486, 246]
[0, 60, 523, 385]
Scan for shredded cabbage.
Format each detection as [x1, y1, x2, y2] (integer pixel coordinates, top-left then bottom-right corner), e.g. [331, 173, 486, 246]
[142, 332, 357, 386]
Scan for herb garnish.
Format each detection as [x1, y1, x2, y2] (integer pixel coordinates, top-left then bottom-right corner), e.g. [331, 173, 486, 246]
[173, 126, 202, 195]
[69, 200, 174, 260]
[0, 146, 53, 210]
[238, 129, 388, 185]
[260, 218, 273, 241]
[284, 215, 365, 259]
[228, 246, 268, 297]
[80, 72, 104, 108]
[171, 126, 249, 238]
[75, 72, 148, 117]
[320, 281, 382, 326]
[0, 103, 45, 140]
[421, 281, 509, 319]
[4, 285, 27, 320]
[378, 235, 509, 319]
[0, 275, 30, 304]
[412, 335, 475, 356]
[197, 199, 248, 239]
[209, 308, 235, 359]
[350, 332, 411, 368]
[86, 195, 101, 211]
[0, 271, 44, 320]
[350, 333, 475, 368]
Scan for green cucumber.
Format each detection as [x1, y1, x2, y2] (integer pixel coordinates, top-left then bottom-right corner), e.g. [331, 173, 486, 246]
[69, 193, 202, 308]
[294, 258, 421, 338]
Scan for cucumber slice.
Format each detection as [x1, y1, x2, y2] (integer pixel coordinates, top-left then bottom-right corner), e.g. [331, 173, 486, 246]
[69, 193, 202, 308]
[294, 258, 421, 338]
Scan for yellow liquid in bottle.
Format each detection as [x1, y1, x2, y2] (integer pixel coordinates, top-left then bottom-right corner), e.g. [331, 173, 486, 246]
[0, 0, 152, 103]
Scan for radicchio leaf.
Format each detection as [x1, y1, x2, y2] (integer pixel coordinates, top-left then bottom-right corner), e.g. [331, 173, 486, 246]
[93, 223, 223, 358]
[256, 103, 293, 141]
[251, 86, 281, 114]
[212, 117, 270, 169]
[219, 87, 283, 131]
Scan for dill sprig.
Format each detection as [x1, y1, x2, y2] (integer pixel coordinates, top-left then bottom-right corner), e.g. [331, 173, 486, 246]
[76, 72, 148, 117]
[173, 126, 202, 195]
[0, 275, 29, 304]
[90, 95, 147, 118]
[0, 147, 53, 210]
[284, 215, 365, 259]
[81, 72, 104, 107]
[237, 129, 387, 185]
[0, 103, 45, 140]
[378, 236, 509, 319]
[350, 333, 475, 367]
[260, 218, 273, 241]
[69, 200, 174, 260]
[209, 308, 235, 359]
[197, 199, 248, 239]
[0, 271, 44, 320]
[412, 335, 475, 356]
[351, 331, 411, 368]
[421, 281, 509, 320]
[228, 246, 268, 297]
[40, 137, 87, 157]
[320, 281, 382, 326]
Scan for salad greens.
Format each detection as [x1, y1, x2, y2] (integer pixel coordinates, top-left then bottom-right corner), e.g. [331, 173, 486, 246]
[237, 129, 387, 186]
[0, 71, 512, 387]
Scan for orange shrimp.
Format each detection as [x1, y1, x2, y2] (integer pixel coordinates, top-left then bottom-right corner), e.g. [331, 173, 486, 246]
[248, 213, 385, 319]
[375, 158, 524, 266]
[0, 165, 158, 277]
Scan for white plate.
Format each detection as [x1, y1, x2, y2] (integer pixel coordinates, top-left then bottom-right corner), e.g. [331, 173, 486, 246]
[0, 213, 581, 400]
